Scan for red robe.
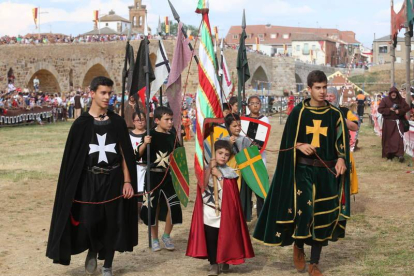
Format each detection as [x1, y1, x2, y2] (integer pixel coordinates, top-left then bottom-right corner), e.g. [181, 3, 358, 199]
[186, 178, 254, 265]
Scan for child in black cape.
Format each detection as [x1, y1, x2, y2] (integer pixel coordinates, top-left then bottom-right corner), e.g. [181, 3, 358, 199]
[46, 76, 138, 276]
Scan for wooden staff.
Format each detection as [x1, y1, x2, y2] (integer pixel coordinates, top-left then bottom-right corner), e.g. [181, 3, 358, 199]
[209, 130, 220, 216]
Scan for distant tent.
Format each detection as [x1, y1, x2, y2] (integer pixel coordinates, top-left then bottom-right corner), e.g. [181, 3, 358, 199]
[328, 71, 368, 103]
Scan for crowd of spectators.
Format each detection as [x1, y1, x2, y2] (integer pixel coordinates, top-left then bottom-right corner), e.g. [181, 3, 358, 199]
[0, 33, 173, 46]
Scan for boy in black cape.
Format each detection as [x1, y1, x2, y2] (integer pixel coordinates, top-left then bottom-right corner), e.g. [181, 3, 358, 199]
[46, 76, 138, 276]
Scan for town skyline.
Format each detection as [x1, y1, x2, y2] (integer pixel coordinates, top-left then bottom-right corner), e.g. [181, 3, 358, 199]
[0, 0, 405, 47]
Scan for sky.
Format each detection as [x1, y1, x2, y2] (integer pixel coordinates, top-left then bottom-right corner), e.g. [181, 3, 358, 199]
[0, 0, 405, 48]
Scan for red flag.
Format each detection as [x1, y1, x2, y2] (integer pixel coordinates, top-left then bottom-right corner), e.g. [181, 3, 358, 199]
[391, 2, 406, 45]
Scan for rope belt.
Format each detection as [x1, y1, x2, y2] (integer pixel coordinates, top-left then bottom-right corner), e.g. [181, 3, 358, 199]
[85, 163, 120, 174]
[150, 168, 167, 173]
[297, 157, 336, 168]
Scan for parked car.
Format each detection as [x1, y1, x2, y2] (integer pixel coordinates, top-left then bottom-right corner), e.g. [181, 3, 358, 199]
[336, 63, 346, 68]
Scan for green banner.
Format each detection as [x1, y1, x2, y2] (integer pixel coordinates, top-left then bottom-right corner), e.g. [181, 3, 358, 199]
[235, 146, 269, 199]
[170, 147, 190, 207]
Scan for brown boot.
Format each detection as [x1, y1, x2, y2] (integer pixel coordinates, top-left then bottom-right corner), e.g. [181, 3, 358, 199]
[293, 244, 306, 272]
[308, 264, 323, 276]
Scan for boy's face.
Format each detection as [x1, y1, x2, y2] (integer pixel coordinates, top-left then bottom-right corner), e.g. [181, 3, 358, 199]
[231, 102, 238, 113]
[155, 113, 173, 131]
[216, 148, 231, 165]
[308, 82, 327, 104]
[248, 99, 261, 114]
[228, 120, 241, 136]
[223, 109, 230, 117]
[90, 86, 111, 109]
[133, 114, 146, 130]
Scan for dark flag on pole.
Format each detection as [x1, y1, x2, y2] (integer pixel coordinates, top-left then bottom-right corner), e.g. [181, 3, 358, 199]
[237, 9, 250, 114]
[130, 40, 155, 109]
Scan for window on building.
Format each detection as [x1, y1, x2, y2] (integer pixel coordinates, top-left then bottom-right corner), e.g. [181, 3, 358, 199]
[233, 34, 238, 39]
[139, 16, 143, 26]
[378, 45, 388, 53]
[296, 45, 300, 51]
[270, 34, 277, 39]
[303, 43, 310, 55]
[396, 44, 401, 51]
[283, 34, 289, 39]
[258, 34, 264, 38]
[312, 45, 316, 51]
[396, 57, 402, 63]
[133, 16, 137, 27]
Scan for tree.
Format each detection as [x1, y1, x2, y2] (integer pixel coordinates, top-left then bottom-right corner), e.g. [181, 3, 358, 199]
[160, 22, 199, 37]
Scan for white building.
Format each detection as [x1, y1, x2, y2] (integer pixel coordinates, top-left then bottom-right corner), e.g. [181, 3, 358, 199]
[98, 10, 131, 34]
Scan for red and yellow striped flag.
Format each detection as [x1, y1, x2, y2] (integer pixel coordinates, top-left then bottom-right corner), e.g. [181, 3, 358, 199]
[165, 16, 170, 34]
[93, 10, 99, 28]
[32, 8, 38, 27]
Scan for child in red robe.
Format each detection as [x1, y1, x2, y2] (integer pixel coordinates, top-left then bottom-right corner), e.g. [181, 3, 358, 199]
[186, 140, 254, 275]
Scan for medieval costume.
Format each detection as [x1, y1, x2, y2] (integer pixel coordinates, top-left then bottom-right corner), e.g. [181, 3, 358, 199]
[254, 99, 350, 262]
[378, 87, 410, 161]
[327, 87, 359, 195]
[287, 94, 295, 115]
[46, 111, 138, 265]
[244, 114, 270, 217]
[186, 165, 254, 265]
[139, 129, 183, 226]
[221, 135, 253, 222]
[130, 131, 146, 200]
[182, 113, 192, 141]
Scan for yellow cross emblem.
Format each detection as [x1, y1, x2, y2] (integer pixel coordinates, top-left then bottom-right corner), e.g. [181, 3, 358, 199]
[306, 120, 328, 148]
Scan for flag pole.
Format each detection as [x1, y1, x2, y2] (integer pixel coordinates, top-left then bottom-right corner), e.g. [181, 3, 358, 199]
[391, 0, 396, 87]
[157, 17, 164, 107]
[405, 2, 412, 114]
[240, 9, 247, 115]
[144, 15, 153, 248]
[168, 0, 199, 65]
[209, 130, 219, 216]
[220, 39, 225, 103]
[121, 27, 132, 118]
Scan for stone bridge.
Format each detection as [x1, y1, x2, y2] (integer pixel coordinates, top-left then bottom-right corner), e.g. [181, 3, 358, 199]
[0, 41, 365, 96]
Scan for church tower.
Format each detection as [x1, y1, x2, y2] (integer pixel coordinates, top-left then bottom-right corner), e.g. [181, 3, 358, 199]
[129, 0, 147, 33]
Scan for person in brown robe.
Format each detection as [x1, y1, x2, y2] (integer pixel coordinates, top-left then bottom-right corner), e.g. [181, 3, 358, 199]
[120, 95, 144, 129]
[378, 87, 410, 162]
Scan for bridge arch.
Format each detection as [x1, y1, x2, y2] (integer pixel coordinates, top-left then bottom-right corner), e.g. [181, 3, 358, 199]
[250, 65, 270, 89]
[295, 73, 305, 92]
[81, 60, 111, 89]
[25, 63, 61, 93]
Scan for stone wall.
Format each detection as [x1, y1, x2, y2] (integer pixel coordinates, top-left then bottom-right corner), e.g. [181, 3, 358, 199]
[1, 41, 327, 98]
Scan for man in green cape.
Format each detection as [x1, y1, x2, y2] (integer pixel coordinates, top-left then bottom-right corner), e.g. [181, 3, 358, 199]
[253, 70, 350, 276]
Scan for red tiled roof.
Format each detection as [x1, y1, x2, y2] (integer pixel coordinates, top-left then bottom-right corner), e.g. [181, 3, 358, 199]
[225, 25, 359, 46]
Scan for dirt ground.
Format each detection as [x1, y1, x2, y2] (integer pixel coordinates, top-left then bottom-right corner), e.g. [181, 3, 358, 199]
[0, 116, 413, 276]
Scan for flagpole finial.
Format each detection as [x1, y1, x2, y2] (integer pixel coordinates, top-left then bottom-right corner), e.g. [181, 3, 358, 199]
[157, 16, 162, 35]
[242, 9, 246, 30]
[168, 0, 181, 23]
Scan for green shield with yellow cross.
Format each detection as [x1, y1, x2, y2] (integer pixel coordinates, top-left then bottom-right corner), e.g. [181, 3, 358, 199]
[170, 147, 190, 207]
[235, 146, 269, 199]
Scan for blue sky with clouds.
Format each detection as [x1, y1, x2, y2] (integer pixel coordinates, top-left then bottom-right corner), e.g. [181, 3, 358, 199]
[0, 0, 404, 47]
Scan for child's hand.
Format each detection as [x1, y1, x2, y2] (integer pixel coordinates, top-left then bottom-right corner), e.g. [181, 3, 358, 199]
[211, 167, 222, 178]
[229, 136, 237, 145]
[143, 135, 151, 145]
[210, 158, 217, 168]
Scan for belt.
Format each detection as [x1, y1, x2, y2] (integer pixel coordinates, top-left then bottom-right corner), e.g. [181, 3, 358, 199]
[86, 163, 120, 174]
[150, 168, 167, 173]
[297, 157, 336, 168]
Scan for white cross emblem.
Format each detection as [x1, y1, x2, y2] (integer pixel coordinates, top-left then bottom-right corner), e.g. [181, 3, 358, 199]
[89, 133, 117, 164]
